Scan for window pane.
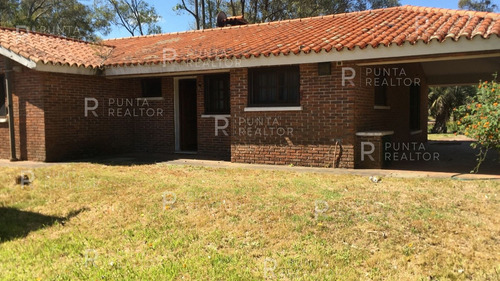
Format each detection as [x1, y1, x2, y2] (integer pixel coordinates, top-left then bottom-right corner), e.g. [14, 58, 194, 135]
[205, 74, 230, 114]
[141, 78, 162, 98]
[250, 66, 299, 106]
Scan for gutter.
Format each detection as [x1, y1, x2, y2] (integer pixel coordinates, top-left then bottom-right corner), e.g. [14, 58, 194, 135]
[4, 57, 17, 161]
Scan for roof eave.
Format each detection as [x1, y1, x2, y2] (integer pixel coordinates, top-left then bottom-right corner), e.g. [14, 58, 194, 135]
[33, 63, 99, 76]
[103, 36, 500, 77]
[0, 46, 37, 68]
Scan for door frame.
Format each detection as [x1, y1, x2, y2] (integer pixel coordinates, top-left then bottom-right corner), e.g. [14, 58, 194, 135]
[174, 76, 198, 152]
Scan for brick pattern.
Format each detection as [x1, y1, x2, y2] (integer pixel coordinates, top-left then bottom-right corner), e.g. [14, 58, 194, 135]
[352, 63, 428, 167]
[355, 135, 391, 169]
[133, 77, 175, 153]
[0, 60, 45, 161]
[42, 72, 136, 161]
[0, 58, 9, 159]
[0, 57, 429, 169]
[230, 64, 355, 168]
[197, 75, 231, 160]
[353, 63, 428, 141]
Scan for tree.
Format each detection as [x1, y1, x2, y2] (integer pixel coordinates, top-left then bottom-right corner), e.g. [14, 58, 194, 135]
[174, 0, 400, 30]
[455, 76, 500, 173]
[95, 0, 162, 36]
[0, 0, 18, 26]
[428, 86, 475, 133]
[0, 0, 110, 41]
[458, 0, 497, 12]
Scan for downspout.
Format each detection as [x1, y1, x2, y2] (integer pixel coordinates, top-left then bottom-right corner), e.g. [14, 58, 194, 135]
[4, 58, 17, 161]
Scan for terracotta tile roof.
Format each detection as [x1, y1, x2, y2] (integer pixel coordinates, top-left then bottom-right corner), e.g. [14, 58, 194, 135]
[0, 5, 499, 69]
[0, 27, 114, 68]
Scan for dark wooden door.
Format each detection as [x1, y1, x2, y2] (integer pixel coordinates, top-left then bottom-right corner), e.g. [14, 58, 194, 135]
[179, 79, 198, 151]
[409, 84, 421, 131]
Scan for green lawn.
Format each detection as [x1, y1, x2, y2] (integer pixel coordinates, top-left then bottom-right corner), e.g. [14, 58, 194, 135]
[427, 133, 458, 141]
[0, 164, 499, 280]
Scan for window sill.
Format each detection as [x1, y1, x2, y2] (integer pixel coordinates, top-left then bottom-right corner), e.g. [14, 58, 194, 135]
[136, 97, 164, 101]
[174, 151, 197, 155]
[356, 131, 394, 137]
[244, 106, 303, 112]
[0, 117, 7, 123]
[410, 130, 422, 135]
[374, 105, 390, 110]
[201, 114, 231, 118]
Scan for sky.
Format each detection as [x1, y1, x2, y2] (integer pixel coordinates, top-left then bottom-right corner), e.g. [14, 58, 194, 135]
[96, 0, 495, 39]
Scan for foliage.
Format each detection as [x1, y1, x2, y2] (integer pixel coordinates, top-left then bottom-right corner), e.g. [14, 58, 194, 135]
[94, 0, 162, 36]
[455, 76, 500, 173]
[0, 0, 110, 41]
[174, 0, 400, 30]
[428, 86, 475, 133]
[458, 0, 498, 12]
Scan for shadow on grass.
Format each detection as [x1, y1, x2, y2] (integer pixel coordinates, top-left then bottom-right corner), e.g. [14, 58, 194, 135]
[0, 207, 88, 243]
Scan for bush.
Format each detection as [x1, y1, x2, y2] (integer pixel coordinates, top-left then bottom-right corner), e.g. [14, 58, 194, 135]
[446, 121, 459, 133]
[454, 76, 500, 173]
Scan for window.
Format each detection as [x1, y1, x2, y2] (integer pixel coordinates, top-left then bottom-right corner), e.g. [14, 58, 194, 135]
[0, 75, 5, 116]
[249, 66, 300, 106]
[317, 62, 331, 76]
[409, 84, 421, 130]
[374, 74, 388, 106]
[204, 74, 230, 114]
[141, 78, 162, 98]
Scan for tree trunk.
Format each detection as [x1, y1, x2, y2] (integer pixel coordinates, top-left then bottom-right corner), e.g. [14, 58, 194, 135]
[207, 0, 212, 28]
[201, 0, 205, 29]
[431, 112, 448, 134]
[229, 0, 236, 15]
[195, 0, 200, 29]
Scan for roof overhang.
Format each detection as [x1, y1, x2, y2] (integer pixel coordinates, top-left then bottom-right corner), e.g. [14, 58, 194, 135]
[0, 46, 99, 75]
[0, 46, 37, 68]
[2, 35, 499, 78]
[34, 63, 99, 75]
[104, 36, 500, 77]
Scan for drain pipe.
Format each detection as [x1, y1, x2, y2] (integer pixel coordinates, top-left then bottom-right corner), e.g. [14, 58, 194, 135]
[4, 58, 17, 161]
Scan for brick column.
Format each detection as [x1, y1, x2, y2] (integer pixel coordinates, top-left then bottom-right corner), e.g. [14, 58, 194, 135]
[355, 131, 393, 169]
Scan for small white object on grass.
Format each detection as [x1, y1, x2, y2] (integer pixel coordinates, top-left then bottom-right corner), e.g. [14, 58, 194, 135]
[369, 176, 382, 183]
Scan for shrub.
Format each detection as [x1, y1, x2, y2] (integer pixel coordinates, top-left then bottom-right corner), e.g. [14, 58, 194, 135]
[454, 76, 500, 173]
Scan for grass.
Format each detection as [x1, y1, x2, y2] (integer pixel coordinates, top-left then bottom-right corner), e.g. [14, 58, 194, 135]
[428, 134, 459, 141]
[0, 163, 499, 280]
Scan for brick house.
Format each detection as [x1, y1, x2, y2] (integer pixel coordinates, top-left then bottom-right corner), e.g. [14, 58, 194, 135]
[0, 6, 499, 168]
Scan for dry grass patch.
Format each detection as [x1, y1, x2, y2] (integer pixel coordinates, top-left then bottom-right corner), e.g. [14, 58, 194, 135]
[0, 163, 499, 280]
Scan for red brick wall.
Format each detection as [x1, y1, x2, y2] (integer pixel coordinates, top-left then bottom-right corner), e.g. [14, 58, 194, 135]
[0, 60, 46, 161]
[43, 74, 178, 160]
[197, 75, 231, 160]
[0, 56, 429, 168]
[133, 77, 175, 153]
[230, 64, 356, 168]
[352, 63, 428, 168]
[42, 71, 136, 161]
[0, 58, 8, 159]
[353, 63, 428, 142]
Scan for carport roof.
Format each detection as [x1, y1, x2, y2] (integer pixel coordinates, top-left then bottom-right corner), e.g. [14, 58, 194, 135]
[0, 5, 499, 74]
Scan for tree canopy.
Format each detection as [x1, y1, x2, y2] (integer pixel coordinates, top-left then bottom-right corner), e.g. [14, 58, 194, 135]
[0, 0, 111, 40]
[458, 0, 498, 12]
[94, 0, 162, 36]
[175, 0, 401, 30]
[0, 0, 162, 40]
